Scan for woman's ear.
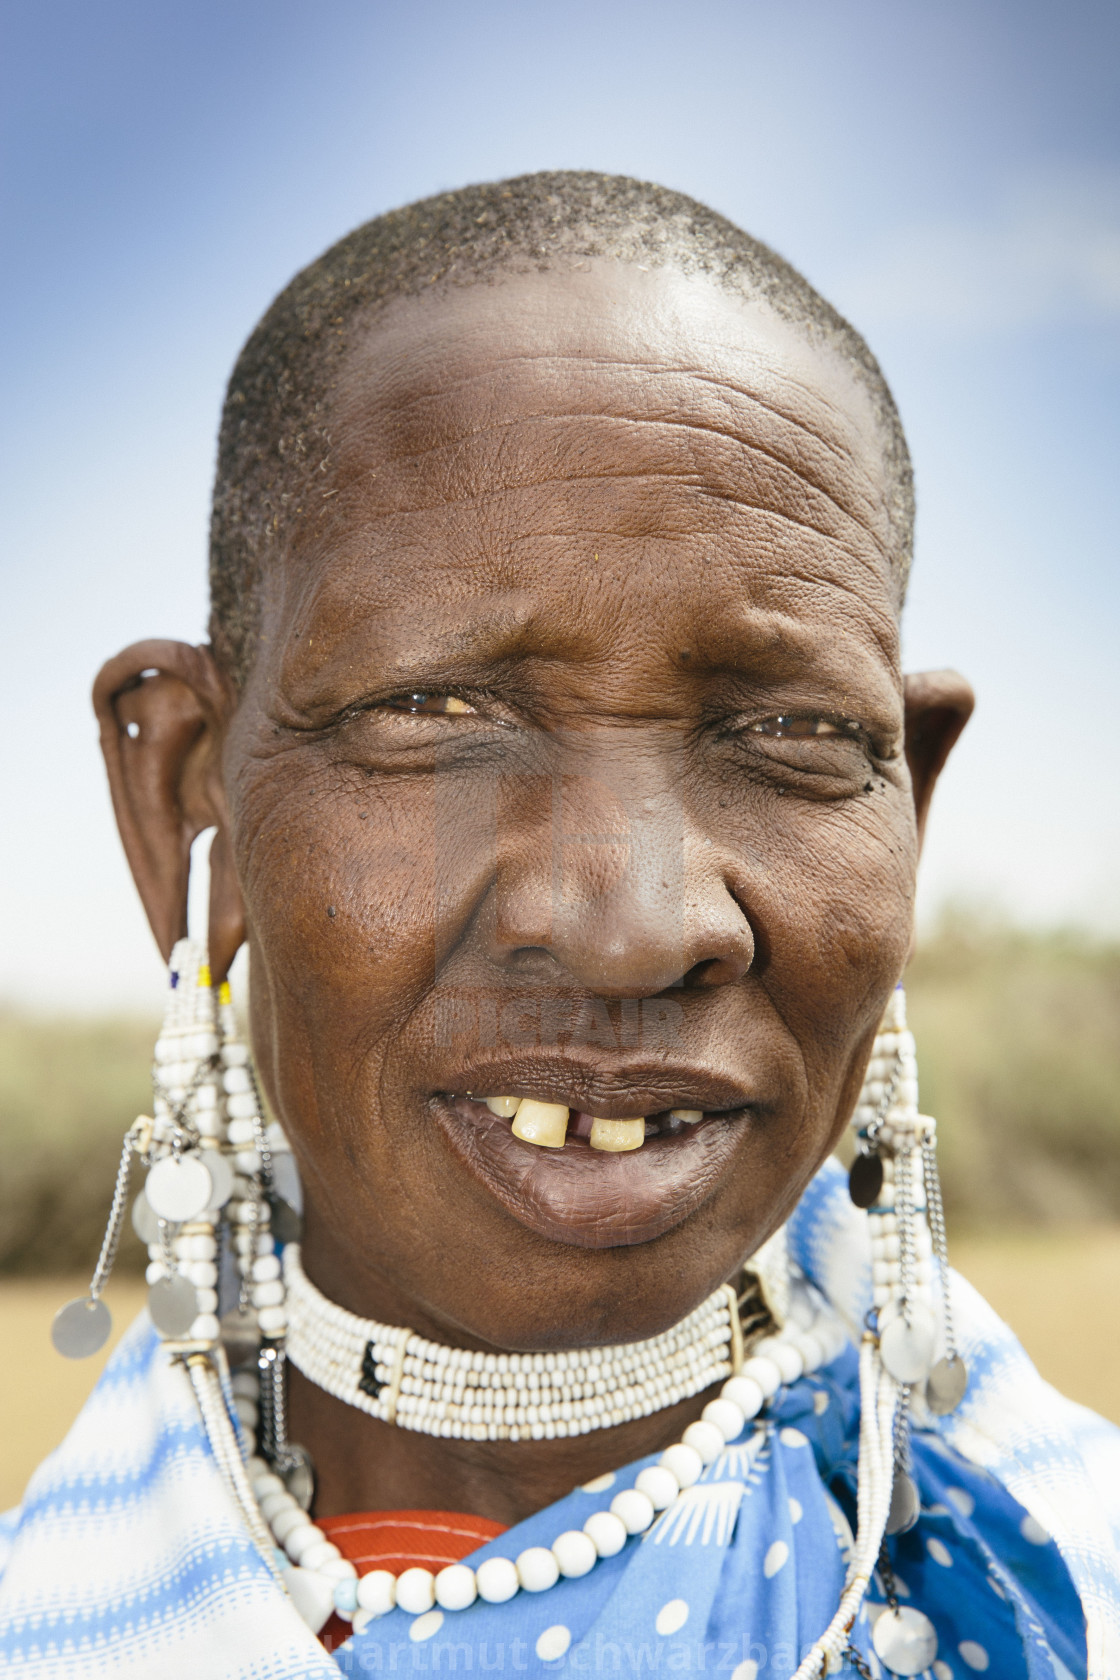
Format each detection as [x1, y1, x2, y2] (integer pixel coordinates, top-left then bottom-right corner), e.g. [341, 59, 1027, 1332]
[93, 638, 246, 982]
[903, 668, 975, 852]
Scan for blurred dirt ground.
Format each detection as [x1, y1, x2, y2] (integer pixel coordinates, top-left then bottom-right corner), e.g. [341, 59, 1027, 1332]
[3, 1232, 1117, 1513]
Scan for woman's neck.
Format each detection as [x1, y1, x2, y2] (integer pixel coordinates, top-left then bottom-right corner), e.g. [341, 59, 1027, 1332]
[288, 1361, 726, 1526]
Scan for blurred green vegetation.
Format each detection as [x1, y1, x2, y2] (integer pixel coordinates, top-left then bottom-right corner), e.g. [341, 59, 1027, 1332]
[1, 914, 1117, 1272]
[906, 910, 1120, 1232]
[0, 1014, 156, 1275]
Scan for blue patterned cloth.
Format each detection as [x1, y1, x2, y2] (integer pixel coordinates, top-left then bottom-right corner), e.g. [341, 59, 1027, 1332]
[335, 1343, 1087, 1680]
[2, 1161, 1117, 1679]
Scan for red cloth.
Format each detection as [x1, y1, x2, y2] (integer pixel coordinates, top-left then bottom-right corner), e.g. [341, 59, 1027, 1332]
[316, 1510, 508, 1650]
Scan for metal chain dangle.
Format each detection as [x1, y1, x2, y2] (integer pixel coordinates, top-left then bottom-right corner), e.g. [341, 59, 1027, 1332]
[50, 1129, 138, 1358]
[257, 1341, 315, 1509]
[921, 1132, 968, 1414]
[871, 1539, 939, 1676]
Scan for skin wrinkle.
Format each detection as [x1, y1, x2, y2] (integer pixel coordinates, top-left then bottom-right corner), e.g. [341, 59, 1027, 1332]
[271, 535, 900, 728]
[97, 257, 974, 1525]
[314, 396, 883, 544]
[325, 375, 881, 532]
[281, 506, 891, 645]
[337, 290, 877, 460]
[292, 466, 881, 567]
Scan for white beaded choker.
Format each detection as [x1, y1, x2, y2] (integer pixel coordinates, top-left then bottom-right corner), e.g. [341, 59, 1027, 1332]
[285, 1245, 747, 1443]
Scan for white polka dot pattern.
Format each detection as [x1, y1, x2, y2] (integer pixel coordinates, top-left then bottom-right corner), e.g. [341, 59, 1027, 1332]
[764, 1541, 789, 1578]
[408, 1611, 444, 1643]
[535, 1625, 572, 1661]
[655, 1599, 690, 1636]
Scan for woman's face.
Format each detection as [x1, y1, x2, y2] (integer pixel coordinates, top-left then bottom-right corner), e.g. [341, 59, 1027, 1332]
[226, 261, 917, 1349]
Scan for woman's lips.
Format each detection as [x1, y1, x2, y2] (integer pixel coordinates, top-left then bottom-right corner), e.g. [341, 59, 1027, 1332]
[429, 1092, 754, 1249]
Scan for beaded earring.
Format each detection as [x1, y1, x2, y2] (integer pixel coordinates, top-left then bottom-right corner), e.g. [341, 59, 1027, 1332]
[52, 936, 311, 1547]
[51, 938, 226, 1357]
[848, 984, 968, 1675]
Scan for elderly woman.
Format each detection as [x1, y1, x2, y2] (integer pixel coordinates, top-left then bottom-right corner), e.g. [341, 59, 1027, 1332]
[1, 173, 1116, 1680]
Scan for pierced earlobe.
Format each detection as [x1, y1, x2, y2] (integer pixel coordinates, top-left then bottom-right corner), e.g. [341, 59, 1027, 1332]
[93, 638, 245, 971]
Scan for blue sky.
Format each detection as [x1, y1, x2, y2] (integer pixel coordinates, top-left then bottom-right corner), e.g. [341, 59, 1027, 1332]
[2, 0, 1117, 1007]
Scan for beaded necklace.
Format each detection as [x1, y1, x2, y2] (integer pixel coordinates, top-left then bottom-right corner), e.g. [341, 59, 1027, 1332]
[235, 1263, 851, 1639]
[54, 946, 962, 1679]
[285, 1247, 747, 1443]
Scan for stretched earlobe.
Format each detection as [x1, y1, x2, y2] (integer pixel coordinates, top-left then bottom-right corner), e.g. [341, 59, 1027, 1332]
[92, 639, 246, 978]
[902, 668, 975, 852]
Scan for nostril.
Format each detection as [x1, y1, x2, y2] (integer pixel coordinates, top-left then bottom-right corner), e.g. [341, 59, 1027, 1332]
[682, 945, 753, 989]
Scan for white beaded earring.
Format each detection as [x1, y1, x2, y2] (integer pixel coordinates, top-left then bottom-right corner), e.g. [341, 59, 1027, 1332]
[215, 982, 314, 1507]
[846, 984, 967, 1676]
[51, 938, 228, 1357]
[52, 935, 310, 1558]
[848, 984, 967, 1425]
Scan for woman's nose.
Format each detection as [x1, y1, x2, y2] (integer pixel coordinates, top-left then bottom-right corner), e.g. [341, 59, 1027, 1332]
[488, 768, 754, 997]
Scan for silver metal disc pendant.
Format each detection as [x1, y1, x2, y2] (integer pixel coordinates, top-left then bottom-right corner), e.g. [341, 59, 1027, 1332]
[872, 1605, 938, 1675]
[149, 1274, 200, 1337]
[131, 1190, 161, 1246]
[203, 1150, 234, 1212]
[879, 1301, 937, 1385]
[146, 1152, 213, 1223]
[886, 1469, 921, 1535]
[279, 1445, 316, 1511]
[52, 1296, 112, 1358]
[926, 1354, 969, 1415]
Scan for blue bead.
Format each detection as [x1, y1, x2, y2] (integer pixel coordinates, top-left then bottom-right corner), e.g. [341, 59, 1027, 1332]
[334, 1578, 359, 1613]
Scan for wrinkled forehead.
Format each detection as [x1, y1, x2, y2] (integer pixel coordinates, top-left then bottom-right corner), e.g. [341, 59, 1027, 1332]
[258, 261, 900, 693]
[324, 260, 890, 533]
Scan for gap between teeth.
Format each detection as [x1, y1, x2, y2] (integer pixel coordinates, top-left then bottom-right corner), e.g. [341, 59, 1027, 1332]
[481, 1098, 704, 1151]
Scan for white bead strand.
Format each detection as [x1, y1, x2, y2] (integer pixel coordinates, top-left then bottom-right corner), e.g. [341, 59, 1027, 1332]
[143, 940, 233, 1356]
[227, 1279, 852, 1635]
[285, 1244, 741, 1443]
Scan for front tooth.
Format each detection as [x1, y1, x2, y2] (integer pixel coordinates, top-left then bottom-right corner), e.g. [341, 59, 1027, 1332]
[485, 1096, 521, 1118]
[589, 1117, 646, 1153]
[668, 1109, 703, 1124]
[511, 1100, 569, 1148]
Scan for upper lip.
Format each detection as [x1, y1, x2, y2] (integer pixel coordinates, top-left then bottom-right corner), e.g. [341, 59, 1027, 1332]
[433, 1052, 762, 1118]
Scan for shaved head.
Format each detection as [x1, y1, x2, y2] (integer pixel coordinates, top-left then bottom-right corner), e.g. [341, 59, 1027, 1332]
[209, 170, 914, 682]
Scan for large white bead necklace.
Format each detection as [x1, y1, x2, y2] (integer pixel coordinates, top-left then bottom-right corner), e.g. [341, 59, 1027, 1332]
[285, 1246, 747, 1443]
[235, 1275, 851, 1637]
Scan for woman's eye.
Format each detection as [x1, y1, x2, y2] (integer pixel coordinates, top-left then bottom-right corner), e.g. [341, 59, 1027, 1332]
[383, 692, 476, 716]
[746, 714, 861, 739]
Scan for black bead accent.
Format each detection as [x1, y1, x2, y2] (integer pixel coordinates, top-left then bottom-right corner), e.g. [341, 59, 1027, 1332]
[359, 1341, 384, 1399]
[849, 1151, 884, 1209]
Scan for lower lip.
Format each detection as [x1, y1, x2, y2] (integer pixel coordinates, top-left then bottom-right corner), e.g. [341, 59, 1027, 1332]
[430, 1096, 752, 1249]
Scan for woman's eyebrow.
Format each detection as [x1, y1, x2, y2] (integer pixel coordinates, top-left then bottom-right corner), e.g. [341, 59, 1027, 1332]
[277, 593, 551, 713]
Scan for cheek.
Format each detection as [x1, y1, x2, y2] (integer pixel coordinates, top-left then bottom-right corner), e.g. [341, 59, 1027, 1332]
[238, 763, 438, 969]
[735, 789, 916, 1086]
[232, 760, 445, 1138]
[231, 754, 517, 1149]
